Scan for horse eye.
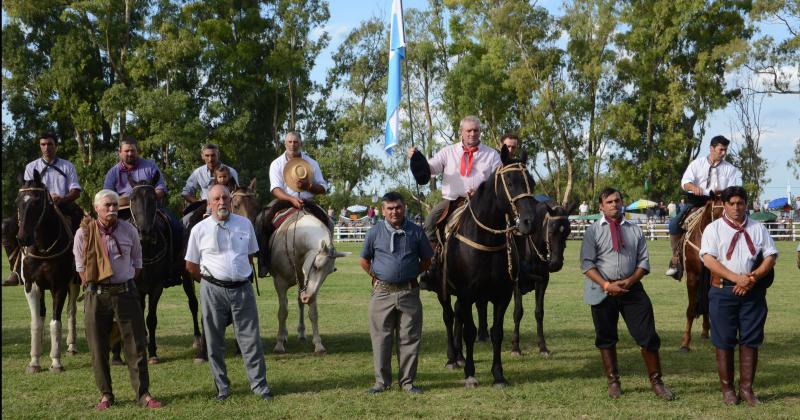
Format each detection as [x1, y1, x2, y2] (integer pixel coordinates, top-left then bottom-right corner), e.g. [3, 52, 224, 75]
[559, 226, 565, 233]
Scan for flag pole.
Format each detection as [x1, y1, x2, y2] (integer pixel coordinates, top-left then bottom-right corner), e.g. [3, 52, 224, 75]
[399, 0, 425, 218]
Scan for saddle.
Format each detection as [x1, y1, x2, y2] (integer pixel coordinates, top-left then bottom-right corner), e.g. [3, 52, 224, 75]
[433, 198, 467, 249]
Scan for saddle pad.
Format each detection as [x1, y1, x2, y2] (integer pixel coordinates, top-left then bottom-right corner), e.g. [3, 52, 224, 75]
[443, 203, 468, 240]
[272, 207, 300, 229]
[681, 206, 704, 232]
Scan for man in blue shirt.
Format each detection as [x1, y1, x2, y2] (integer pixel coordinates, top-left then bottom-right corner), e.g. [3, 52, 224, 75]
[359, 192, 433, 395]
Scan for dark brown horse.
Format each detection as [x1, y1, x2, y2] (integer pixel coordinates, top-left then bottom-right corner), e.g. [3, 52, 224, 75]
[14, 169, 80, 373]
[679, 197, 724, 352]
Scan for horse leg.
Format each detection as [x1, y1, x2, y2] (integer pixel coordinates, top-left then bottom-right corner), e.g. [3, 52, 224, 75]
[48, 287, 69, 372]
[297, 293, 307, 342]
[459, 299, 478, 388]
[491, 294, 512, 387]
[701, 314, 710, 339]
[439, 292, 459, 369]
[680, 273, 697, 353]
[476, 299, 490, 342]
[146, 287, 162, 364]
[453, 299, 466, 367]
[274, 281, 289, 354]
[66, 281, 79, 355]
[183, 277, 202, 351]
[511, 286, 524, 356]
[308, 300, 326, 356]
[535, 278, 550, 357]
[24, 283, 44, 373]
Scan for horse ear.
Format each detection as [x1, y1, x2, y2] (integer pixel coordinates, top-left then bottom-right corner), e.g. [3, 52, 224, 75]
[333, 250, 350, 258]
[152, 170, 161, 187]
[500, 145, 510, 165]
[33, 168, 42, 184]
[520, 149, 528, 164]
[248, 177, 257, 191]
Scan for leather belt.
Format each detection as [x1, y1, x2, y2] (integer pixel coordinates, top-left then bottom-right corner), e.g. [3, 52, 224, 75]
[86, 279, 136, 295]
[202, 274, 249, 289]
[373, 278, 419, 292]
[710, 275, 736, 288]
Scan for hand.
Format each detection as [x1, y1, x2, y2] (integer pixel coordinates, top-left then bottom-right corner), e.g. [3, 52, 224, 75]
[615, 278, 632, 290]
[50, 193, 62, 203]
[690, 186, 704, 196]
[295, 178, 311, 191]
[290, 197, 304, 209]
[466, 188, 475, 198]
[734, 273, 752, 288]
[406, 147, 417, 159]
[605, 281, 629, 296]
[733, 285, 750, 296]
[155, 189, 166, 201]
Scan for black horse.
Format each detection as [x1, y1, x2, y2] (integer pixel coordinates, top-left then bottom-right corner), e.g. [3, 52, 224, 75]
[111, 172, 175, 364]
[431, 147, 537, 388]
[12, 169, 80, 373]
[475, 200, 574, 356]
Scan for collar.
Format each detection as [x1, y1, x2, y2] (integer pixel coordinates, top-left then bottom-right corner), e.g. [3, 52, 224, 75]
[384, 218, 408, 232]
[706, 156, 722, 167]
[598, 216, 628, 226]
[284, 151, 305, 161]
[118, 158, 140, 171]
[722, 212, 748, 228]
[41, 157, 59, 165]
[460, 141, 480, 151]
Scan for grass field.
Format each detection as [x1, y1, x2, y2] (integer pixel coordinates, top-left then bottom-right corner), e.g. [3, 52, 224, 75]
[2, 240, 799, 419]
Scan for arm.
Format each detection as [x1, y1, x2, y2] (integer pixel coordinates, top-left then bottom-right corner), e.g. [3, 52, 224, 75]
[702, 254, 752, 288]
[359, 258, 372, 276]
[186, 261, 201, 282]
[56, 188, 81, 205]
[272, 187, 304, 209]
[585, 267, 628, 296]
[750, 255, 777, 282]
[181, 171, 200, 204]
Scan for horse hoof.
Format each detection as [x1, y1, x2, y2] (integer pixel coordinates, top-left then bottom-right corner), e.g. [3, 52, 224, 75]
[492, 381, 509, 389]
[26, 365, 42, 374]
[273, 348, 286, 355]
[464, 377, 479, 389]
[510, 350, 523, 357]
[456, 359, 466, 368]
[445, 363, 457, 370]
[192, 338, 201, 350]
[477, 335, 490, 343]
[148, 357, 160, 365]
[193, 357, 207, 364]
[678, 346, 690, 353]
[49, 365, 65, 373]
[701, 333, 710, 339]
[67, 350, 78, 356]
[539, 351, 551, 358]
[298, 336, 307, 342]
[111, 358, 124, 366]
[313, 350, 327, 356]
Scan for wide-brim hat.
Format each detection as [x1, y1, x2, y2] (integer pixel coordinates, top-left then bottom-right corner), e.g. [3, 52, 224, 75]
[283, 157, 315, 191]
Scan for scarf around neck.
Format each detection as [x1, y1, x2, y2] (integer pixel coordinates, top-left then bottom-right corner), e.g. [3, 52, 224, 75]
[604, 215, 625, 252]
[384, 219, 406, 253]
[460, 144, 479, 177]
[721, 213, 755, 260]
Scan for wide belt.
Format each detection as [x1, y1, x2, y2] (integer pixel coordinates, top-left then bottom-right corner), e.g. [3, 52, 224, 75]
[202, 274, 249, 289]
[86, 279, 136, 295]
[372, 278, 419, 292]
[710, 275, 737, 288]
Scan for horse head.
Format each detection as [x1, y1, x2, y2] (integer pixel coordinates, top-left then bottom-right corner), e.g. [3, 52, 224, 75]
[299, 240, 348, 304]
[16, 169, 49, 247]
[532, 200, 575, 272]
[127, 171, 159, 239]
[496, 145, 537, 235]
[232, 178, 258, 225]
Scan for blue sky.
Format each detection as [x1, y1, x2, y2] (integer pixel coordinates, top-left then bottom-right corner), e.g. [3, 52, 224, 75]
[315, 0, 798, 204]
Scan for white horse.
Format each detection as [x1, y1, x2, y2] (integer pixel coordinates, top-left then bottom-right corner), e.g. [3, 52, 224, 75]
[269, 210, 347, 355]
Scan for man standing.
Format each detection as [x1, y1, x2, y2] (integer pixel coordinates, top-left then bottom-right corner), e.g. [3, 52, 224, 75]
[73, 190, 162, 410]
[500, 133, 519, 156]
[700, 186, 777, 406]
[580, 187, 674, 401]
[407, 116, 502, 244]
[3, 132, 84, 286]
[666, 135, 740, 279]
[185, 185, 272, 401]
[579, 201, 590, 217]
[181, 143, 240, 221]
[256, 131, 330, 277]
[667, 201, 677, 219]
[360, 192, 433, 394]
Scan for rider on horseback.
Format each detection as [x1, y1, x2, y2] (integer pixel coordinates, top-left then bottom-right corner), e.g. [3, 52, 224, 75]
[180, 143, 240, 225]
[2, 132, 84, 286]
[256, 131, 329, 278]
[665, 135, 740, 280]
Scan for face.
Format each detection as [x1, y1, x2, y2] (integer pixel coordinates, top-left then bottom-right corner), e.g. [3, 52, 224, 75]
[502, 138, 518, 156]
[599, 192, 623, 219]
[709, 143, 728, 163]
[208, 185, 231, 220]
[723, 195, 747, 222]
[202, 148, 220, 169]
[119, 143, 139, 165]
[382, 200, 405, 226]
[284, 134, 302, 157]
[215, 172, 230, 186]
[95, 195, 119, 226]
[460, 120, 481, 148]
[39, 138, 57, 160]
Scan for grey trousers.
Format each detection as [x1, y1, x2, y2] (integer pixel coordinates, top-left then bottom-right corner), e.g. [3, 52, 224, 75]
[368, 287, 423, 389]
[200, 280, 270, 397]
[424, 200, 450, 242]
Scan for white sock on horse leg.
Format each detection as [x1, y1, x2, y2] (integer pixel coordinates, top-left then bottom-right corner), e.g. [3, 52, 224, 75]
[50, 319, 62, 367]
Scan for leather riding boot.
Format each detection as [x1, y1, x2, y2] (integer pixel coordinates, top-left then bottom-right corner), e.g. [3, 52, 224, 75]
[716, 348, 738, 405]
[600, 348, 621, 399]
[665, 235, 683, 280]
[739, 345, 761, 406]
[641, 349, 674, 400]
[2, 236, 20, 286]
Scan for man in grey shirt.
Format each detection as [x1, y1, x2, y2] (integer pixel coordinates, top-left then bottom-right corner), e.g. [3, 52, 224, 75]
[580, 187, 673, 401]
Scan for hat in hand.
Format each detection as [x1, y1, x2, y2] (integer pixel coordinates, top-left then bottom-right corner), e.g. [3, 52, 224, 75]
[409, 149, 431, 185]
[283, 158, 315, 191]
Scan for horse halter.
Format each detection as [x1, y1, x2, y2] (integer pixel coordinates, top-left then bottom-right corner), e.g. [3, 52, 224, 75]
[528, 210, 568, 263]
[18, 186, 50, 234]
[494, 163, 535, 226]
[128, 184, 156, 230]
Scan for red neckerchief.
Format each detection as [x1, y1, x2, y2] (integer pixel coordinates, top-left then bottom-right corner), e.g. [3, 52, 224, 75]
[460, 144, 479, 177]
[118, 159, 138, 173]
[721, 213, 755, 260]
[604, 215, 624, 252]
[97, 220, 122, 258]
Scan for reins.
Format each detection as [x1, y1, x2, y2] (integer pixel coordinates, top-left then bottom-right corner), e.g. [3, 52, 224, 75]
[17, 186, 74, 261]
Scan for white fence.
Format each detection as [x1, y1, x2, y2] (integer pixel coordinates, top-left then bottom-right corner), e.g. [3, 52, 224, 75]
[333, 222, 800, 242]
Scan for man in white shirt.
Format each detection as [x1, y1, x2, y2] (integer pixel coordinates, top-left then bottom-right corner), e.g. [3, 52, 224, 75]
[256, 131, 330, 277]
[185, 185, 272, 402]
[699, 186, 777, 406]
[666, 135, 740, 280]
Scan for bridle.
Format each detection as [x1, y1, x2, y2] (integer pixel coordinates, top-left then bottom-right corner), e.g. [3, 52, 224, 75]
[128, 184, 156, 231]
[17, 186, 73, 260]
[465, 163, 536, 236]
[128, 183, 169, 265]
[527, 209, 569, 263]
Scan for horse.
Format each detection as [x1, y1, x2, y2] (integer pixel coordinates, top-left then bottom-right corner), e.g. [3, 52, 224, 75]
[432, 147, 537, 388]
[111, 172, 174, 364]
[14, 169, 80, 373]
[183, 179, 259, 361]
[260, 206, 347, 355]
[678, 196, 724, 352]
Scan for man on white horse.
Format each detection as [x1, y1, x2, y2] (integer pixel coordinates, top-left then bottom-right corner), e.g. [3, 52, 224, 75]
[256, 131, 330, 277]
[3, 132, 84, 286]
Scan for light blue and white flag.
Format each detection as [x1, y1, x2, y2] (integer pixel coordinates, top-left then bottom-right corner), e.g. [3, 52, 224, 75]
[384, 0, 405, 155]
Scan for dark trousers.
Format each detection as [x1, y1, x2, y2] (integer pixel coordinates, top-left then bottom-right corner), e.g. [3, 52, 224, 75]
[84, 285, 151, 404]
[591, 282, 661, 352]
[709, 285, 768, 350]
[423, 200, 450, 242]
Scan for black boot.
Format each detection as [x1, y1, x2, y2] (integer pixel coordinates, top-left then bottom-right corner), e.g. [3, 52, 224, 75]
[665, 234, 683, 280]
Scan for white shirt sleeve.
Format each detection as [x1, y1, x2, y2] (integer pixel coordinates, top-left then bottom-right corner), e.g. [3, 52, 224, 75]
[759, 224, 778, 258]
[65, 161, 82, 191]
[427, 147, 448, 176]
[680, 158, 699, 190]
[185, 226, 202, 264]
[699, 222, 719, 259]
[311, 158, 328, 192]
[181, 168, 200, 197]
[247, 220, 259, 255]
[269, 158, 285, 193]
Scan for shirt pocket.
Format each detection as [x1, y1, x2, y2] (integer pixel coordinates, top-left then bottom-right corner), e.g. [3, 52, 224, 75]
[231, 229, 251, 255]
[198, 231, 218, 253]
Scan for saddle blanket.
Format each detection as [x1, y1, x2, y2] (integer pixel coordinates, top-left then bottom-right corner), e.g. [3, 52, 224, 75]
[272, 207, 300, 229]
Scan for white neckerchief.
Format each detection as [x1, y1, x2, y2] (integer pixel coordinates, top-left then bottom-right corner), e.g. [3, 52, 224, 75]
[384, 220, 406, 253]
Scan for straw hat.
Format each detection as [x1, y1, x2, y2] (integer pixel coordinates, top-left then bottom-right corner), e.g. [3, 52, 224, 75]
[283, 157, 315, 191]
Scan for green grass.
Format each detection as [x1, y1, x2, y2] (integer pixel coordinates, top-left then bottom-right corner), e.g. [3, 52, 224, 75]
[2, 241, 799, 419]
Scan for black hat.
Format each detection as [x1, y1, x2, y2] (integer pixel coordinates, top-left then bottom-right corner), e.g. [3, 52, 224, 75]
[409, 149, 431, 185]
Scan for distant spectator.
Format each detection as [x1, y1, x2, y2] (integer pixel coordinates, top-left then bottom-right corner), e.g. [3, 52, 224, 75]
[678, 199, 689, 213]
[327, 206, 335, 221]
[667, 201, 677, 219]
[580, 201, 589, 217]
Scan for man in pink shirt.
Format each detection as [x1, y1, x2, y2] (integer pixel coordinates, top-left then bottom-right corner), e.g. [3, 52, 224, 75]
[406, 116, 502, 243]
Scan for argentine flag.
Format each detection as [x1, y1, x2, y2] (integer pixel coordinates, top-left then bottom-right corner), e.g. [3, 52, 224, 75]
[384, 0, 405, 155]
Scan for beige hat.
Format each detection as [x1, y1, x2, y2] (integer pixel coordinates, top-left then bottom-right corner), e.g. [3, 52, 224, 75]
[283, 158, 315, 191]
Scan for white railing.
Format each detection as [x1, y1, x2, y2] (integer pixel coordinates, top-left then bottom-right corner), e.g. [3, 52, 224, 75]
[568, 221, 800, 241]
[333, 225, 371, 242]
